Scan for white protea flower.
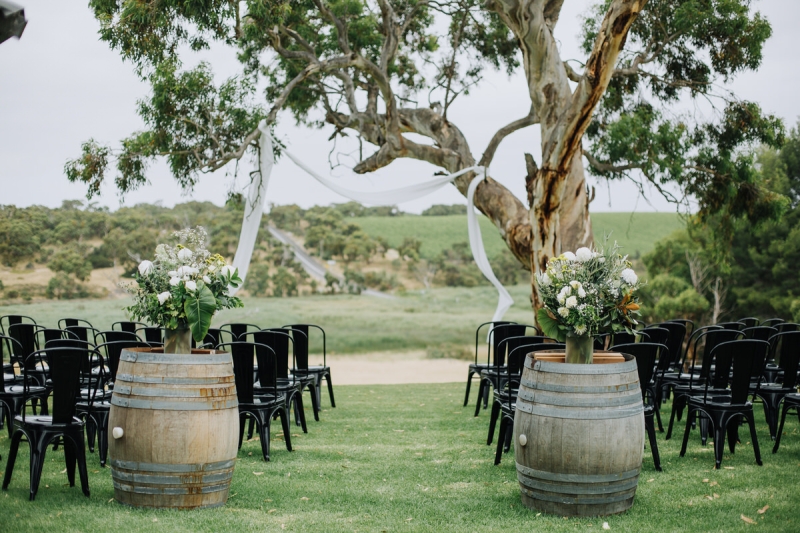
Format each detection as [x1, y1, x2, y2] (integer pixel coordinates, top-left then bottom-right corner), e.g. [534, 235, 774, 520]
[168, 270, 178, 277]
[157, 291, 171, 305]
[577, 287, 586, 298]
[540, 273, 552, 286]
[558, 307, 569, 318]
[178, 248, 193, 261]
[569, 280, 581, 290]
[557, 294, 566, 305]
[169, 276, 181, 287]
[185, 280, 197, 292]
[562, 251, 577, 261]
[138, 260, 154, 276]
[621, 268, 638, 285]
[575, 247, 593, 262]
[203, 275, 212, 284]
[566, 296, 578, 309]
[574, 324, 587, 335]
[220, 265, 234, 277]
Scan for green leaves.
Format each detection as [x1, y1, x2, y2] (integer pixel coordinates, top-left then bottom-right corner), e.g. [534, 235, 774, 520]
[183, 284, 217, 343]
[537, 308, 566, 343]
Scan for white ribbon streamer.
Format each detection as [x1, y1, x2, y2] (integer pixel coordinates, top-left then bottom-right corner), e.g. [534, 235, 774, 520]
[229, 120, 514, 321]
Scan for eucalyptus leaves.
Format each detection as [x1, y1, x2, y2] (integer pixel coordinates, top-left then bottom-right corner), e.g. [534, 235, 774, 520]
[124, 227, 243, 344]
[536, 244, 642, 344]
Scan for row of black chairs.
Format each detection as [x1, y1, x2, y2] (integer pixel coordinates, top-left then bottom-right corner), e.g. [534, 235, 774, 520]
[469, 316, 800, 471]
[0, 315, 335, 500]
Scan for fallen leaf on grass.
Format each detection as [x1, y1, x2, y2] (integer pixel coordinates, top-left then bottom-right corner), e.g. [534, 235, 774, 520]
[268, 509, 277, 513]
[706, 496, 714, 501]
[108, 498, 114, 503]
[56, 512, 62, 517]
[758, 505, 770, 514]
[702, 478, 709, 483]
[300, 497, 309, 501]
[602, 522, 611, 530]
[253, 472, 264, 476]
[741, 515, 756, 525]
[60, 469, 67, 474]
[709, 481, 718, 487]
[647, 478, 655, 483]
[153, 518, 158, 523]
[405, 518, 414, 522]
[724, 466, 735, 470]
[393, 430, 405, 433]
[713, 493, 720, 499]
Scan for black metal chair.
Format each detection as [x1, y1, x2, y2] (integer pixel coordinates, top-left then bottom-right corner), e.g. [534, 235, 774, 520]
[715, 321, 745, 331]
[485, 334, 549, 442]
[742, 326, 778, 342]
[772, 393, 800, 453]
[493, 343, 565, 465]
[656, 325, 723, 412]
[753, 332, 800, 441]
[0, 314, 36, 335]
[0, 335, 50, 438]
[111, 321, 148, 333]
[613, 342, 667, 471]
[665, 329, 742, 440]
[254, 328, 317, 423]
[218, 341, 292, 461]
[679, 339, 769, 469]
[2, 347, 91, 500]
[640, 326, 670, 348]
[136, 326, 164, 346]
[474, 323, 538, 416]
[760, 318, 785, 328]
[58, 319, 100, 346]
[775, 322, 800, 333]
[77, 339, 150, 466]
[219, 323, 261, 342]
[464, 321, 514, 407]
[738, 317, 760, 329]
[283, 323, 334, 408]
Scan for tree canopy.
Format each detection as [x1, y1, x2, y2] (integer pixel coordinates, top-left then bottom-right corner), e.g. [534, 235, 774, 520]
[66, 0, 786, 312]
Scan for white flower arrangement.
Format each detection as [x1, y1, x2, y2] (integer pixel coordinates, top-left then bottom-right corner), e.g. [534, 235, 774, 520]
[536, 243, 642, 342]
[124, 226, 243, 342]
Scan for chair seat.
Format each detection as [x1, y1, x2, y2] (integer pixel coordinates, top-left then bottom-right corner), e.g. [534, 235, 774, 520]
[5, 384, 47, 395]
[15, 414, 85, 427]
[688, 396, 750, 409]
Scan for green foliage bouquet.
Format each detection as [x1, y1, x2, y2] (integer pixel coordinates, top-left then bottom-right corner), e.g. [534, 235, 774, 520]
[125, 227, 243, 343]
[536, 245, 642, 343]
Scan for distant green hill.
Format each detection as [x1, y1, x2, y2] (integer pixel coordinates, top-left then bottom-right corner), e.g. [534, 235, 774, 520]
[354, 211, 685, 259]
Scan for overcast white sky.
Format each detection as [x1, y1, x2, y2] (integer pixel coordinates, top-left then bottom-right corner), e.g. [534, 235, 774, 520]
[1, 0, 798, 214]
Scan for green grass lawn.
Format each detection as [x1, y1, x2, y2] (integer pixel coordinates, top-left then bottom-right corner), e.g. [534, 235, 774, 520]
[354, 212, 685, 260]
[0, 286, 537, 355]
[1, 383, 798, 532]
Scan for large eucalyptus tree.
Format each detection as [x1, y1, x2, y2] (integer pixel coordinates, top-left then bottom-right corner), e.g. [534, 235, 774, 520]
[67, 0, 784, 311]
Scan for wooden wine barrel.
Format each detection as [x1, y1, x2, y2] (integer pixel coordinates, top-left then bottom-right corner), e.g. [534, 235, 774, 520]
[513, 352, 644, 516]
[108, 348, 239, 509]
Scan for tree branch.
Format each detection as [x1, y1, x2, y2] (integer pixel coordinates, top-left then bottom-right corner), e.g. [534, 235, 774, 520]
[479, 108, 539, 167]
[311, 0, 351, 54]
[563, 61, 582, 83]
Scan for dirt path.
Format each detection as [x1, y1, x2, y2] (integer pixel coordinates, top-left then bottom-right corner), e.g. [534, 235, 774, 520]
[308, 351, 468, 385]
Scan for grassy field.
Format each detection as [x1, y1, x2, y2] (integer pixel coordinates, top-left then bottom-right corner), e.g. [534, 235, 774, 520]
[1, 382, 798, 532]
[0, 286, 537, 355]
[354, 212, 685, 260]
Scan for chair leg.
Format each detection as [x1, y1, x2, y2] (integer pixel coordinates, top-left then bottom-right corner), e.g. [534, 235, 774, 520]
[238, 413, 247, 450]
[666, 395, 687, 440]
[474, 380, 485, 417]
[256, 416, 271, 462]
[29, 433, 51, 500]
[307, 383, 320, 422]
[325, 372, 335, 408]
[247, 417, 255, 439]
[773, 401, 791, 453]
[97, 416, 109, 468]
[463, 370, 474, 407]
[712, 416, 725, 469]
[487, 400, 501, 446]
[279, 407, 293, 452]
[295, 393, 308, 433]
[482, 380, 490, 409]
[654, 404, 664, 433]
[503, 422, 513, 452]
[645, 410, 662, 471]
[2, 429, 24, 490]
[745, 410, 763, 466]
[64, 437, 77, 487]
[494, 417, 506, 466]
[679, 407, 695, 457]
[85, 416, 97, 454]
